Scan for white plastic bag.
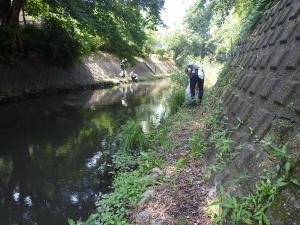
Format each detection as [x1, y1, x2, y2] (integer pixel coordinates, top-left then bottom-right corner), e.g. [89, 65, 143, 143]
[185, 81, 199, 102]
[185, 82, 191, 101]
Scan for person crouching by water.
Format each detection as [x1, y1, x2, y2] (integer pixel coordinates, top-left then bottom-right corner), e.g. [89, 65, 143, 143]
[130, 70, 138, 82]
[120, 58, 128, 78]
[185, 64, 205, 103]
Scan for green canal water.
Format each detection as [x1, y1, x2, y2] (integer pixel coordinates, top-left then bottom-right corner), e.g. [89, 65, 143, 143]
[0, 80, 171, 225]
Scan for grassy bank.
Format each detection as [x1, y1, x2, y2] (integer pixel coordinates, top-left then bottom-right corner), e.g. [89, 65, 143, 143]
[68, 69, 213, 225]
[68, 66, 228, 225]
[70, 66, 299, 225]
[68, 73, 186, 225]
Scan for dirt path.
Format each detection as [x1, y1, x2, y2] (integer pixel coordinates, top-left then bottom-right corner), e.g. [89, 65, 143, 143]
[132, 106, 214, 225]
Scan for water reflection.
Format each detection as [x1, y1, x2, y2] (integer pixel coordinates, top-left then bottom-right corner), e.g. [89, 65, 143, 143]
[0, 80, 170, 225]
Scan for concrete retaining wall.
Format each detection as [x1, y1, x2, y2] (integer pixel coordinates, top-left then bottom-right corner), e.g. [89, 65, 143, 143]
[0, 52, 176, 103]
[207, 0, 300, 224]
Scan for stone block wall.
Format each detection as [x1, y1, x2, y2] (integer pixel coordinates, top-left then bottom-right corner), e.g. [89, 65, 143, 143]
[209, 0, 300, 224]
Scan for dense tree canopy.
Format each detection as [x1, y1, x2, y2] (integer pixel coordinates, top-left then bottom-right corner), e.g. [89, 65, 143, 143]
[0, 0, 165, 65]
[165, 0, 274, 66]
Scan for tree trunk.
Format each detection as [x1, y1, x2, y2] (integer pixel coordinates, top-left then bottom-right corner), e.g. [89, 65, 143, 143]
[9, 0, 26, 53]
[22, 7, 26, 25]
[0, 0, 12, 28]
[10, 0, 25, 25]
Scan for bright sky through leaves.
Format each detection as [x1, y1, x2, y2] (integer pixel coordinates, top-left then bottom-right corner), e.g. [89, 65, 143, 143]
[161, 0, 196, 32]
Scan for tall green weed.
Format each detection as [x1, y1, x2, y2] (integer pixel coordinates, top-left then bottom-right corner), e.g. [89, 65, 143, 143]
[70, 119, 164, 225]
[167, 89, 185, 115]
[118, 119, 147, 153]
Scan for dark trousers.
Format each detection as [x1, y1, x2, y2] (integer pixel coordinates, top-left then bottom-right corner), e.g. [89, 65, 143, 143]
[190, 75, 204, 102]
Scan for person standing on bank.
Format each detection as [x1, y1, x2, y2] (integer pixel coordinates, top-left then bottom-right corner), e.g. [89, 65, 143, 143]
[185, 64, 205, 102]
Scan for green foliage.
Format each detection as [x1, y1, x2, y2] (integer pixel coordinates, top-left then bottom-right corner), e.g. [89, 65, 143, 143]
[77, 171, 152, 225]
[167, 88, 186, 115]
[114, 119, 147, 171]
[210, 179, 275, 225]
[207, 128, 237, 172]
[1, 0, 166, 65]
[20, 10, 104, 66]
[190, 131, 206, 157]
[170, 72, 188, 88]
[118, 119, 147, 153]
[196, 98, 239, 173]
[71, 118, 165, 225]
[167, 72, 187, 115]
[25, 0, 50, 18]
[176, 157, 187, 169]
[155, 48, 169, 59]
[53, 0, 164, 61]
[210, 142, 300, 225]
[165, 0, 274, 63]
[23, 15, 82, 66]
[165, 30, 207, 65]
[137, 151, 164, 173]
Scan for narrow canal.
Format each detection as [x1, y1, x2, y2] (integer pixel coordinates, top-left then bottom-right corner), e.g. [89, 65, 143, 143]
[0, 80, 171, 225]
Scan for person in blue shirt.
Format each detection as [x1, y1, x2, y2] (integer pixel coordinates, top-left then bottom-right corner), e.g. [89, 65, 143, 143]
[185, 64, 205, 102]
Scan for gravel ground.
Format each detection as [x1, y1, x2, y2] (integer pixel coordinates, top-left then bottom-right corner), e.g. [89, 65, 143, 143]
[132, 106, 215, 225]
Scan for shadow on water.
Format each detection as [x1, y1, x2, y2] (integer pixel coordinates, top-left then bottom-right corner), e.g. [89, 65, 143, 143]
[0, 80, 171, 225]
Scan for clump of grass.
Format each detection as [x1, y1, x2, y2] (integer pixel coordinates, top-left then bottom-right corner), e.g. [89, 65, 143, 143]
[176, 157, 188, 169]
[113, 119, 148, 171]
[167, 88, 185, 115]
[70, 119, 165, 225]
[190, 131, 207, 157]
[118, 119, 147, 153]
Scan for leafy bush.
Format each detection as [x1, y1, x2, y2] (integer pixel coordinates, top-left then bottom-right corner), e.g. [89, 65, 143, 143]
[137, 151, 164, 173]
[170, 71, 188, 88]
[21, 15, 82, 66]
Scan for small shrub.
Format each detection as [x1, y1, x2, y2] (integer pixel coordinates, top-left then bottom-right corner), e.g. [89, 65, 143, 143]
[170, 72, 188, 88]
[137, 151, 164, 173]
